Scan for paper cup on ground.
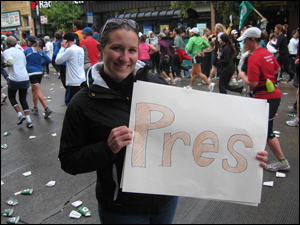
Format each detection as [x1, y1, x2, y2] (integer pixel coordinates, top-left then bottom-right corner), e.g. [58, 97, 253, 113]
[78, 206, 91, 216]
[71, 200, 82, 207]
[6, 198, 18, 206]
[69, 210, 81, 219]
[46, 181, 56, 187]
[21, 188, 33, 195]
[6, 216, 20, 224]
[1, 208, 14, 217]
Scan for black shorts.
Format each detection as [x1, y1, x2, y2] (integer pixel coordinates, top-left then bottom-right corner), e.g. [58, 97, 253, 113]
[267, 98, 281, 140]
[29, 74, 43, 85]
[192, 56, 204, 65]
[212, 54, 219, 67]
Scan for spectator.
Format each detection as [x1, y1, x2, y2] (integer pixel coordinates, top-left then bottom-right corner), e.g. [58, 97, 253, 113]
[58, 18, 183, 224]
[55, 32, 86, 106]
[230, 29, 240, 86]
[91, 25, 99, 41]
[3, 36, 33, 127]
[202, 28, 213, 78]
[80, 27, 100, 76]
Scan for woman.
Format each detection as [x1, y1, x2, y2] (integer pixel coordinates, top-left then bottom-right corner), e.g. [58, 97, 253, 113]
[43, 35, 53, 78]
[58, 18, 177, 224]
[185, 27, 215, 91]
[218, 33, 245, 95]
[138, 34, 157, 69]
[238, 27, 290, 172]
[3, 36, 33, 128]
[23, 35, 52, 118]
[158, 32, 176, 85]
[268, 24, 295, 82]
[19, 39, 28, 50]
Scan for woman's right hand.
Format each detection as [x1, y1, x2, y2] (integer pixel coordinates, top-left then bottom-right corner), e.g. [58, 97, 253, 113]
[108, 126, 133, 154]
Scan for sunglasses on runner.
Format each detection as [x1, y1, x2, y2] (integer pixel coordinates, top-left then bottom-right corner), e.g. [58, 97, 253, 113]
[100, 18, 139, 38]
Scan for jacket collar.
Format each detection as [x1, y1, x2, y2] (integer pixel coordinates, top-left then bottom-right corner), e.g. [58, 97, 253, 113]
[86, 60, 147, 89]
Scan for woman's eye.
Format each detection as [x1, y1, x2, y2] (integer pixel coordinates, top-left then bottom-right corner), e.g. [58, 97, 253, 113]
[113, 47, 122, 51]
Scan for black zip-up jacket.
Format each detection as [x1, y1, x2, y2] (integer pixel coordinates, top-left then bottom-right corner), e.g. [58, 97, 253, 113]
[218, 43, 234, 71]
[58, 61, 173, 215]
[271, 33, 289, 55]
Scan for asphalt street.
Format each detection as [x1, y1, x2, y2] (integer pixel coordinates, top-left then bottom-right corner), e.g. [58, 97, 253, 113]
[1, 66, 299, 224]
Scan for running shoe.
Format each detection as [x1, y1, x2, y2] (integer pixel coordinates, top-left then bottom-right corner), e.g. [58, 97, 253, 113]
[31, 107, 39, 115]
[27, 121, 33, 128]
[208, 83, 215, 92]
[17, 115, 26, 125]
[265, 159, 290, 171]
[1, 95, 7, 103]
[43, 107, 52, 119]
[287, 105, 297, 113]
[286, 117, 299, 127]
[183, 86, 192, 89]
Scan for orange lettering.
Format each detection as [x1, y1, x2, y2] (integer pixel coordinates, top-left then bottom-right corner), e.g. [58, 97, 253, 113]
[132, 103, 174, 167]
[162, 132, 190, 166]
[222, 135, 252, 173]
[193, 132, 219, 167]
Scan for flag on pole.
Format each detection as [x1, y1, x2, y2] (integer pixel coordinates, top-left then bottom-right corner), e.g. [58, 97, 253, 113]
[239, 1, 255, 30]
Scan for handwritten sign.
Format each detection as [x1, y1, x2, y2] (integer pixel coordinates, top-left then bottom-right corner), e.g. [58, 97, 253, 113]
[122, 81, 268, 206]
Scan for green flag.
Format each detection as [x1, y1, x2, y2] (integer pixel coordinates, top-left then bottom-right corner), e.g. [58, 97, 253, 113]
[239, 1, 255, 30]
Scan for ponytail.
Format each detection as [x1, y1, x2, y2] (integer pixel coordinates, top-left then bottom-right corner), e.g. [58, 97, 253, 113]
[31, 41, 41, 53]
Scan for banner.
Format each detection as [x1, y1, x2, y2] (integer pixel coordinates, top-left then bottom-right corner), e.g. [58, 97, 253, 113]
[239, 1, 255, 30]
[122, 81, 268, 206]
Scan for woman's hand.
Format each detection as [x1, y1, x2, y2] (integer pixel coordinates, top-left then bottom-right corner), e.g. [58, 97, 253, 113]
[108, 126, 134, 154]
[256, 151, 268, 168]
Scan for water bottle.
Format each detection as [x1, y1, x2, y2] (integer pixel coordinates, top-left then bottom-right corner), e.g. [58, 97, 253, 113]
[265, 79, 275, 93]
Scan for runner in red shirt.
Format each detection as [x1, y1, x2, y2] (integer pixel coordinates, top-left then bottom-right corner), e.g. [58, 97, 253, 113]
[238, 27, 290, 172]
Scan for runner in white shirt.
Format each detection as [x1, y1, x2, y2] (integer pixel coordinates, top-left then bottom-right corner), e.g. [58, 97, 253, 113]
[55, 32, 86, 106]
[43, 36, 53, 78]
[3, 36, 33, 128]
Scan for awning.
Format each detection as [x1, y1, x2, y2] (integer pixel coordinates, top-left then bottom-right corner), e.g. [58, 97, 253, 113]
[117, 9, 182, 20]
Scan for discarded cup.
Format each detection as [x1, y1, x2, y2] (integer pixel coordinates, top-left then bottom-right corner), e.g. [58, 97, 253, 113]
[6, 198, 18, 206]
[4, 132, 11, 136]
[69, 210, 82, 219]
[71, 200, 82, 207]
[78, 206, 91, 216]
[1, 208, 14, 217]
[46, 181, 56, 187]
[29, 136, 36, 139]
[1, 144, 8, 149]
[22, 171, 32, 177]
[21, 188, 33, 195]
[1, 180, 4, 185]
[6, 216, 20, 224]
[263, 181, 274, 187]
[287, 114, 295, 117]
[47, 96, 52, 99]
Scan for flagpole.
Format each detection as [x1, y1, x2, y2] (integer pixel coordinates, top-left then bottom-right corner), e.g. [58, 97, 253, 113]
[253, 8, 264, 19]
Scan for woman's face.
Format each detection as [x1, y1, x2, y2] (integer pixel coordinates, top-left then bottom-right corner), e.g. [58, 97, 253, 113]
[274, 26, 280, 35]
[98, 29, 139, 83]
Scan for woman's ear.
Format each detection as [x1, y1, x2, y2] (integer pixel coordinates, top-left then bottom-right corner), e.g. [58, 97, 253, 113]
[97, 43, 103, 60]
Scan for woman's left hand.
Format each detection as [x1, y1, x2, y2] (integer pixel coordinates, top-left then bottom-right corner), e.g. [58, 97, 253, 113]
[256, 151, 268, 168]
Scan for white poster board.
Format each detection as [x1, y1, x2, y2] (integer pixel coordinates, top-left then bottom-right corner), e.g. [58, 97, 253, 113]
[122, 81, 268, 206]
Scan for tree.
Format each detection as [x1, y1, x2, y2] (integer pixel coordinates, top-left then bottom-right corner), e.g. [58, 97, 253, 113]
[170, 1, 196, 18]
[40, 1, 83, 32]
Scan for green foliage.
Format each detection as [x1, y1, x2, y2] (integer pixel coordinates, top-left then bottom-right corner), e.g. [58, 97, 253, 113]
[40, 1, 83, 32]
[280, 1, 299, 15]
[211, 1, 261, 28]
[170, 1, 196, 18]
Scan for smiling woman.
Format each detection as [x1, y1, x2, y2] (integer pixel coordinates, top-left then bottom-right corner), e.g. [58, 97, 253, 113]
[58, 18, 177, 224]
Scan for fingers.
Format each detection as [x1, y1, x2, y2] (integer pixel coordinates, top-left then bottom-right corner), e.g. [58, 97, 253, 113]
[256, 151, 268, 168]
[108, 126, 133, 154]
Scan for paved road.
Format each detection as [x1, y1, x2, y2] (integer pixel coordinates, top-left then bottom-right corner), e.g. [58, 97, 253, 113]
[1, 67, 299, 224]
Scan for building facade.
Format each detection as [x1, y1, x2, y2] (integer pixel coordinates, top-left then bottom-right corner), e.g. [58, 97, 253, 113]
[1, 1, 299, 39]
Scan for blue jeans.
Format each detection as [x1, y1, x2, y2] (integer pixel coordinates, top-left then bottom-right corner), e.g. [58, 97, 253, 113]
[98, 196, 178, 224]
